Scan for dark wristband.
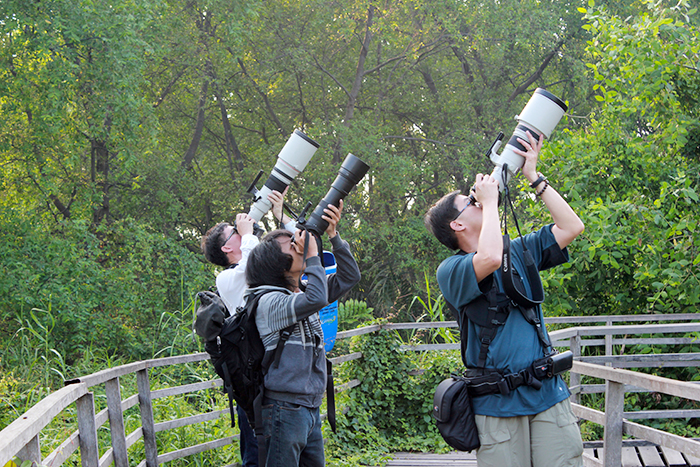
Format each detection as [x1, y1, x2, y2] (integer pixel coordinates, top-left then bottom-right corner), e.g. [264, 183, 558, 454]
[530, 174, 547, 189]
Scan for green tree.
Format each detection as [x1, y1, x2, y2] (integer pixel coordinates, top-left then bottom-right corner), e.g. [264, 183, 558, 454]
[529, 0, 700, 316]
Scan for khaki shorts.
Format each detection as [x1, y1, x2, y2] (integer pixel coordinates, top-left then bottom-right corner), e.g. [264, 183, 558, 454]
[474, 398, 583, 467]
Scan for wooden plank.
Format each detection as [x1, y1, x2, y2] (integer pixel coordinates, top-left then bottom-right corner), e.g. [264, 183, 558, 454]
[544, 313, 700, 325]
[43, 430, 80, 466]
[15, 435, 40, 464]
[329, 352, 363, 365]
[154, 409, 227, 433]
[572, 403, 606, 425]
[603, 380, 624, 467]
[137, 369, 158, 467]
[386, 452, 477, 466]
[336, 325, 382, 339]
[383, 322, 457, 330]
[623, 420, 700, 459]
[551, 337, 698, 348]
[105, 377, 129, 467]
[75, 392, 99, 467]
[66, 361, 147, 388]
[621, 447, 642, 467]
[581, 353, 700, 367]
[399, 343, 460, 351]
[0, 383, 88, 467]
[142, 352, 210, 369]
[335, 379, 361, 392]
[583, 449, 603, 467]
[98, 449, 114, 467]
[575, 322, 700, 337]
[580, 383, 700, 395]
[624, 409, 700, 420]
[151, 379, 222, 400]
[637, 446, 664, 467]
[156, 436, 235, 463]
[684, 451, 700, 466]
[125, 427, 143, 449]
[660, 446, 689, 467]
[573, 361, 700, 402]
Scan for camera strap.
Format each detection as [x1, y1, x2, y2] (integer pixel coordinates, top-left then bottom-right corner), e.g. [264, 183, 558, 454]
[499, 165, 545, 310]
[499, 165, 551, 354]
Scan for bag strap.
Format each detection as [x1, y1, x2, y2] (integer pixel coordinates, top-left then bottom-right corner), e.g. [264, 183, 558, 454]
[326, 358, 337, 433]
[475, 281, 509, 370]
[221, 360, 236, 429]
[254, 389, 266, 467]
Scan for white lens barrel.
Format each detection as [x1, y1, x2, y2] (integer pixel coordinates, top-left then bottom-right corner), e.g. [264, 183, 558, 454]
[248, 186, 274, 221]
[491, 146, 524, 191]
[516, 88, 567, 138]
[489, 88, 567, 191]
[275, 130, 319, 178]
[248, 130, 320, 221]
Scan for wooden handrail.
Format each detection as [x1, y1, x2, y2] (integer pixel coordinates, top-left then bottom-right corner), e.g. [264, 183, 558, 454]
[3, 315, 700, 467]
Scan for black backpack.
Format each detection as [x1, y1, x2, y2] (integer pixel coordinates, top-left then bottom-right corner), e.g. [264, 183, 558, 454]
[194, 289, 294, 464]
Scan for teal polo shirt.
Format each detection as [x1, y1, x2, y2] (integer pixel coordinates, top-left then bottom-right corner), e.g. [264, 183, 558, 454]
[436, 224, 571, 417]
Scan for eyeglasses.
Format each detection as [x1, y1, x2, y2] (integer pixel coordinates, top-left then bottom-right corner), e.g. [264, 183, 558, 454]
[454, 197, 475, 221]
[223, 224, 238, 245]
[223, 222, 265, 244]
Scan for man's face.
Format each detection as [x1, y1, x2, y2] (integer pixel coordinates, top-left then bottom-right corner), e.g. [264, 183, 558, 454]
[276, 234, 305, 276]
[452, 194, 482, 229]
[221, 224, 242, 256]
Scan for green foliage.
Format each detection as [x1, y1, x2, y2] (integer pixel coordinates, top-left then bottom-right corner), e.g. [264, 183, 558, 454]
[0, 205, 213, 403]
[325, 320, 462, 464]
[338, 299, 375, 331]
[410, 271, 459, 344]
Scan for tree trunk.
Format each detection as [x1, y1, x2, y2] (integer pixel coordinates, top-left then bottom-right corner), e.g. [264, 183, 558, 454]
[182, 78, 209, 169]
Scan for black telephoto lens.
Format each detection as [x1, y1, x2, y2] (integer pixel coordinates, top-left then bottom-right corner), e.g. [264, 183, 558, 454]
[301, 153, 370, 236]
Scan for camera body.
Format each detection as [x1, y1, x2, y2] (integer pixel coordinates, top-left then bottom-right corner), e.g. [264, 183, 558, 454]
[247, 130, 319, 221]
[486, 88, 568, 191]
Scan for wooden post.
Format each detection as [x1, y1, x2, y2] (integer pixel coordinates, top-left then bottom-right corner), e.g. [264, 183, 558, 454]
[105, 377, 129, 467]
[603, 380, 624, 467]
[570, 334, 582, 404]
[137, 369, 159, 467]
[16, 435, 40, 464]
[76, 392, 99, 467]
[605, 318, 613, 367]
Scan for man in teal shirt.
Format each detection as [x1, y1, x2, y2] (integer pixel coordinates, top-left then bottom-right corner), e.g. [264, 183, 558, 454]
[424, 132, 585, 467]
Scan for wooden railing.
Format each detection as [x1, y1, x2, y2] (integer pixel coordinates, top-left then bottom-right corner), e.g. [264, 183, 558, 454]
[2, 313, 700, 467]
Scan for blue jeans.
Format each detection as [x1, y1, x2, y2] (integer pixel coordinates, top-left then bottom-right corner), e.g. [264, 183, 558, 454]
[237, 405, 259, 467]
[262, 398, 324, 467]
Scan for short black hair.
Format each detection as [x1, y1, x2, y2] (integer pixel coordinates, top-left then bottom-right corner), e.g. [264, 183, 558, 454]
[424, 191, 461, 251]
[245, 230, 295, 290]
[201, 222, 230, 267]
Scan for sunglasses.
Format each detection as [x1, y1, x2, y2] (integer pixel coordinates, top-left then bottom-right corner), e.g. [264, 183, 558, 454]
[453, 196, 475, 221]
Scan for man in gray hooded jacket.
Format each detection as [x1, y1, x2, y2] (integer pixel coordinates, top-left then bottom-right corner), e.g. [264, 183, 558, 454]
[245, 201, 360, 467]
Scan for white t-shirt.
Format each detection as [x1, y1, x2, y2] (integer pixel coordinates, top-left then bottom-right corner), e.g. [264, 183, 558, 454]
[215, 219, 297, 312]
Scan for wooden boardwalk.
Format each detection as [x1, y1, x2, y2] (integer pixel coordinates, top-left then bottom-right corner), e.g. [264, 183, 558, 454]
[385, 445, 700, 467]
[585, 445, 700, 467]
[386, 452, 477, 466]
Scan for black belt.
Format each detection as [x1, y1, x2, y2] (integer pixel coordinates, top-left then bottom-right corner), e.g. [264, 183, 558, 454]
[464, 350, 573, 397]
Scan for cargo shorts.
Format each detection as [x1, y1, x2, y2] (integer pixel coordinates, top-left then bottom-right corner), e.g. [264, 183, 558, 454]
[474, 398, 584, 467]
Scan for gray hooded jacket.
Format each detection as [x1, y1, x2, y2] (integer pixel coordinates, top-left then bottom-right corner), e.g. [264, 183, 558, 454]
[249, 234, 360, 408]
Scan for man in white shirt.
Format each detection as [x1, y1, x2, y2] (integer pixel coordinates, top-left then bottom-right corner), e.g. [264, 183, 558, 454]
[200, 189, 296, 467]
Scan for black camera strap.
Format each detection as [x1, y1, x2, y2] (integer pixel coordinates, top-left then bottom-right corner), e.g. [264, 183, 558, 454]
[499, 165, 551, 354]
[499, 164, 545, 309]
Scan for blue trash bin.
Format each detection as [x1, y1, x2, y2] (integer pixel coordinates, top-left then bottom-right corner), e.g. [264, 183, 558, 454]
[319, 251, 338, 352]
